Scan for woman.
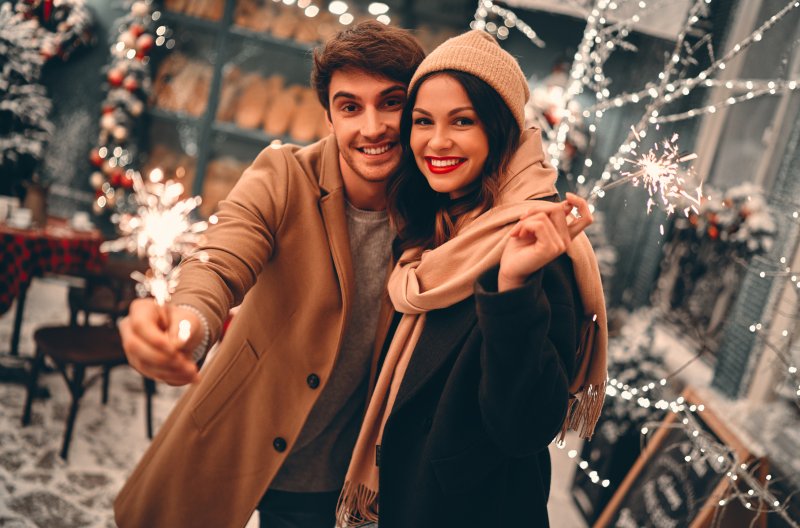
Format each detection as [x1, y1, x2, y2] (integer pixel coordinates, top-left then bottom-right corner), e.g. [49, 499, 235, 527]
[337, 30, 608, 528]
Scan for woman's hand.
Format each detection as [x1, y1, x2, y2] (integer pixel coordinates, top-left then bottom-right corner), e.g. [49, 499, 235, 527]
[498, 193, 593, 291]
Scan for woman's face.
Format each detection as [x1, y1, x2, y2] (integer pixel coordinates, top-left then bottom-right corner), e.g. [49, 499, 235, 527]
[409, 74, 489, 199]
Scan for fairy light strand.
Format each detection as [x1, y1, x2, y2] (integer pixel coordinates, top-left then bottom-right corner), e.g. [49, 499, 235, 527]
[472, 0, 544, 46]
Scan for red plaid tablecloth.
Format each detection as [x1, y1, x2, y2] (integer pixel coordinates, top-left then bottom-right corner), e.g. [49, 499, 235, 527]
[0, 221, 107, 316]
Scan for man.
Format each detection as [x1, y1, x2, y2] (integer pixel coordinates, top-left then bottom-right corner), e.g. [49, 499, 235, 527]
[114, 22, 425, 528]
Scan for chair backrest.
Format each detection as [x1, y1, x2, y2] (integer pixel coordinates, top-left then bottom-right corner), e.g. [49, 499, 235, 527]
[68, 257, 147, 324]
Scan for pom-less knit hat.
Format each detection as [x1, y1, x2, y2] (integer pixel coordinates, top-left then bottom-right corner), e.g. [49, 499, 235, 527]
[408, 30, 530, 131]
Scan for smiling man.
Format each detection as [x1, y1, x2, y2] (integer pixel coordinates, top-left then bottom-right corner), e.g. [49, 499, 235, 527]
[114, 22, 424, 528]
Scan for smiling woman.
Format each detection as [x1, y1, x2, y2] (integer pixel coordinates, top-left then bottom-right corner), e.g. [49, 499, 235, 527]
[337, 30, 608, 528]
[410, 74, 490, 199]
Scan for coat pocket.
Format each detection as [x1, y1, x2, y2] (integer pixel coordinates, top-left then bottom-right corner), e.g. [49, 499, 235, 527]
[191, 340, 259, 431]
[430, 439, 503, 495]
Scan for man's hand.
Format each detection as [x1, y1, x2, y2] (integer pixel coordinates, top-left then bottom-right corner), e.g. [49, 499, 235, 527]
[119, 298, 203, 386]
[499, 193, 593, 292]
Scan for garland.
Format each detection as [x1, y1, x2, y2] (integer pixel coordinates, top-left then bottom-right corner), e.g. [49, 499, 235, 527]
[89, 0, 165, 214]
[0, 0, 94, 195]
[16, 0, 95, 60]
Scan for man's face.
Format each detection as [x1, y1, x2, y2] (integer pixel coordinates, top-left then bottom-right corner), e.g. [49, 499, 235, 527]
[327, 68, 406, 186]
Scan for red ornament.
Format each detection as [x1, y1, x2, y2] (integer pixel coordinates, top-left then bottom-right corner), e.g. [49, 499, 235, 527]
[108, 69, 124, 87]
[123, 76, 139, 92]
[130, 24, 145, 38]
[110, 169, 124, 187]
[89, 148, 103, 167]
[102, 105, 115, 115]
[136, 34, 154, 54]
[121, 172, 135, 188]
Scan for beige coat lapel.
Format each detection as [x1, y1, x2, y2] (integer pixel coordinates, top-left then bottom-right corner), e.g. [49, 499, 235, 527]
[318, 138, 355, 328]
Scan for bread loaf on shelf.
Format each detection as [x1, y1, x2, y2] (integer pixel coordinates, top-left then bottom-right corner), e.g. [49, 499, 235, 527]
[289, 88, 325, 143]
[263, 85, 301, 137]
[201, 157, 248, 217]
[234, 0, 274, 32]
[233, 73, 271, 129]
[269, 9, 300, 40]
[151, 53, 189, 112]
[215, 65, 243, 123]
[142, 144, 198, 199]
[184, 62, 212, 117]
[166, 0, 224, 20]
[259, 75, 286, 130]
[151, 53, 212, 116]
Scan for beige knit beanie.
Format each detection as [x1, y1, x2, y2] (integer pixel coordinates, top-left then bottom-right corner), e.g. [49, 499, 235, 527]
[409, 30, 529, 131]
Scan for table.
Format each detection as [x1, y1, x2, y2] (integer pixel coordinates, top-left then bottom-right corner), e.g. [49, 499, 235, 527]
[1, 218, 106, 357]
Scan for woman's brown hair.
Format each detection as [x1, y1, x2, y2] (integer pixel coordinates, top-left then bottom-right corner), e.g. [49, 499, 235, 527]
[388, 70, 521, 254]
[311, 22, 425, 113]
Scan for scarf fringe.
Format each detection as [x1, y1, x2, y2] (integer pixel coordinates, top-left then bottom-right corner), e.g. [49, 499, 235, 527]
[336, 480, 379, 528]
[558, 380, 606, 442]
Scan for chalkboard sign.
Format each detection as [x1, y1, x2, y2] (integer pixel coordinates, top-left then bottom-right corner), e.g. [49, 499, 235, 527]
[595, 389, 763, 528]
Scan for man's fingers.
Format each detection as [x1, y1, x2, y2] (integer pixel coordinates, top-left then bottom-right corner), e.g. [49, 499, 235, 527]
[123, 331, 197, 382]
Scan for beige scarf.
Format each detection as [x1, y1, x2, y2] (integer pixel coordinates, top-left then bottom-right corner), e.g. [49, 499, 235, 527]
[336, 129, 608, 527]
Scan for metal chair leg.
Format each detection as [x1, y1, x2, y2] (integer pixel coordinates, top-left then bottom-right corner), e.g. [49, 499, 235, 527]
[21, 348, 44, 426]
[101, 366, 111, 404]
[143, 377, 156, 439]
[60, 365, 85, 460]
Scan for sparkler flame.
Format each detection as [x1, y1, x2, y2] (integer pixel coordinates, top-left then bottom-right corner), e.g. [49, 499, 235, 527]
[101, 170, 208, 305]
[596, 129, 704, 218]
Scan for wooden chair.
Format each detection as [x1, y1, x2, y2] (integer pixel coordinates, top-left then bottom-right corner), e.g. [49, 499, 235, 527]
[22, 257, 155, 460]
[21, 325, 156, 460]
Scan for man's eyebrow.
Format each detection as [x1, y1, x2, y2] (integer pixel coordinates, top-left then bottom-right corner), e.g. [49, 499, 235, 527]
[331, 85, 406, 102]
[332, 91, 358, 103]
[380, 85, 406, 96]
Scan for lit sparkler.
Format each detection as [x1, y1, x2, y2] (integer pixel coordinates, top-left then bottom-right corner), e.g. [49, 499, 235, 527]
[592, 129, 703, 218]
[100, 168, 211, 306]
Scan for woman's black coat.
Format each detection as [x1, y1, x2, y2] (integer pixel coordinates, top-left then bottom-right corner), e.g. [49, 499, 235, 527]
[377, 256, 582, 528]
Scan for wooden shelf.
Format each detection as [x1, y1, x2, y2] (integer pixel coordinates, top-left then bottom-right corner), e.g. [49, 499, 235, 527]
[212, 121, 309, 146]
[160, 11, 223, 34]
[228, 26, 315, 54]
[147, 107, 202, 125]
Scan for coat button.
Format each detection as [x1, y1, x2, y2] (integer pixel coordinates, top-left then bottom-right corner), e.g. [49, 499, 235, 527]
[306, 373, 320, 389]
[273, 437, 287, 452]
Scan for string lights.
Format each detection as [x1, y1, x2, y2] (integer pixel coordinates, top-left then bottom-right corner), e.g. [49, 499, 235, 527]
[472, 0, 544, 46]
[471, 0, 800, 518]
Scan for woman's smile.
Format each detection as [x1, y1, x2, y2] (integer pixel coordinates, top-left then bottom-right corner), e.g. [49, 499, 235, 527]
[425, 156, 467, 174]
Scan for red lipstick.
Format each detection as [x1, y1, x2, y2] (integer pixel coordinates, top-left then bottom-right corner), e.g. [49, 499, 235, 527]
[425, 157, 465, 174]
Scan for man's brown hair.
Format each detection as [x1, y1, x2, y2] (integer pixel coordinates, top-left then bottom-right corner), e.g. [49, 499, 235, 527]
[311, 21, 425, 111]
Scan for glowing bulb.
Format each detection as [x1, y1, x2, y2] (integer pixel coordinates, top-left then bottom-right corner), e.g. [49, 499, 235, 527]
[367, 1, 389, 14]
[328, 1, 348, 14]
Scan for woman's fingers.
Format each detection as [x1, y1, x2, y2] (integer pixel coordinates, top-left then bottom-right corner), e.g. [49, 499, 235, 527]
[516, 213, 566, 255]
[564, 192, 594, 239]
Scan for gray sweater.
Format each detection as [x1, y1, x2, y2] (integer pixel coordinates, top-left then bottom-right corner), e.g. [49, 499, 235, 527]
[270, 201, 393, 492]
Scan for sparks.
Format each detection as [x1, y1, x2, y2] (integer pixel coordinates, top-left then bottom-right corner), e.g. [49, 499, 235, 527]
[101, 170, 209, 305]
[597, 129, 703, 217]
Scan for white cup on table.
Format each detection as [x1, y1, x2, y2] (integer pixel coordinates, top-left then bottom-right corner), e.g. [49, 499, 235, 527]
[9, 207, 32, 229]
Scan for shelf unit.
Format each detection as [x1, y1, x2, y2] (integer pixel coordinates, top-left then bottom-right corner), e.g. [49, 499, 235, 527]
[150, 2, 319, 203]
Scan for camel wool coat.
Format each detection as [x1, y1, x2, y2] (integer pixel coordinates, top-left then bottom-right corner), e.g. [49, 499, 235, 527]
[114, 135, 394, 527]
